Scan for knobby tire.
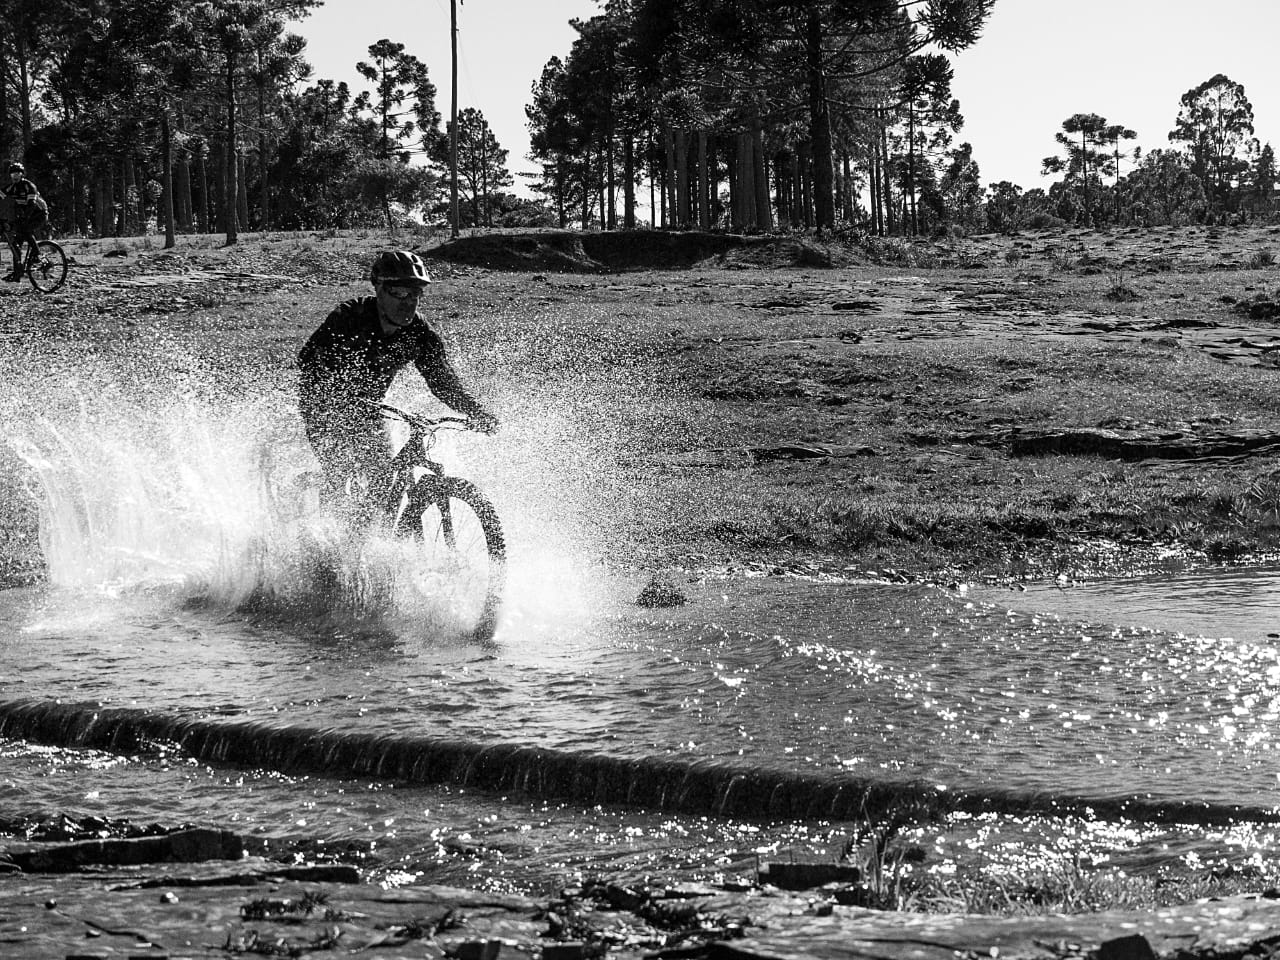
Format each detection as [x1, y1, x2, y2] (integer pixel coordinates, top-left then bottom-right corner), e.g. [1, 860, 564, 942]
[397, 475, 506, 642]
[27, 240, 67, 293]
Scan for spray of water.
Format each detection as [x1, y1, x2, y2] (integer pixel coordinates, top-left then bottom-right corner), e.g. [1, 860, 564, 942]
[5, 347, 631, 642]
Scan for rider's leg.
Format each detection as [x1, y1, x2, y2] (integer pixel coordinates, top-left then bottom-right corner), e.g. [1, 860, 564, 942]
[4, 237, 20, 281]
[302, 413, 392, 526]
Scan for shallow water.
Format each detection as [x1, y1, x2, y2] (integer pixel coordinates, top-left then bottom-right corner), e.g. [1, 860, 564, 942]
[7, 572, 1280, 808]
[974, 567, 1280, 644]
[5, 567, 1280, 890]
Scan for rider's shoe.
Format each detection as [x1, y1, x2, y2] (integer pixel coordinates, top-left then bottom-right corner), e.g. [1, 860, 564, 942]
[2, 274, 16, 282]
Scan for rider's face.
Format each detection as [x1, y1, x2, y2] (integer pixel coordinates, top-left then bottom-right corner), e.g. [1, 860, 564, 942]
[376, 280, 424, 332]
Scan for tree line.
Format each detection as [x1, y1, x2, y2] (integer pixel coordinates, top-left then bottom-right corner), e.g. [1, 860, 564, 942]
[526, 3, 1276, 235]
[5, 0, 1272, 243]
[1006, 74, 1276, 231]
[525, 0, 995, 235]
[0, 0, 525, 245]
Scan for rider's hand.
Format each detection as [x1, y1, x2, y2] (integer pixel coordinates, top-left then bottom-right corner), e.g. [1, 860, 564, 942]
[468, 412, 499, 435]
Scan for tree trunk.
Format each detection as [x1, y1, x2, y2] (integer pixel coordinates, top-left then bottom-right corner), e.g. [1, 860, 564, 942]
[740, 132, 755, 228]
[556, 158, 566, 229]
[728, 134, 740, 229]
[481, 128, 490, 227]
[696, 128, 709, 229]
[224, 59, 239, 245]
[772, 152, 786, 226]
[674, 128, 690, 229]
[196, 144, 210, 233]
[257, 76, 269, 231]
[841, 153, 854, 222]
[116, 155, 128, 236]
[800, 142, 813, 229]
[597, 146, 606, 228]
[0, 24, 10, 162]
[210, 139, 224, 231]
[663, 125, 675, 228]
[92, 168, 105, 236]
[605, 133, 616, 231]
[751, 118, 771, 232]
[623, 134, 635, 230]
[580, 144, 591, 228]
[880, 115, 895, 235]
[649, 131, 657, 228]
[175, 147, 192, 231]
[237, 152, 249, 230]
[792, 144, 806, 229]
[869, 147, 881, 235]
[161, 108, 175, 248]
[805, 12, 835, 234]
[15, 31, 32, 154]
[907, 106, 918, 236]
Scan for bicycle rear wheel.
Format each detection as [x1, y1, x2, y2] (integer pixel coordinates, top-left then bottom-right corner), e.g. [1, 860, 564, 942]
[26, 240, 67, 293]
[396, 475, 505, 641]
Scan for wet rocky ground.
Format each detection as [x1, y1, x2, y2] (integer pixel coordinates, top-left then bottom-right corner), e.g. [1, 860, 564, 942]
[8, 825, 1280, 959]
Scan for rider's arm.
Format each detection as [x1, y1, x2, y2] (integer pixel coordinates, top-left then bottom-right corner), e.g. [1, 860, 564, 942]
[414, 330, 497, 429]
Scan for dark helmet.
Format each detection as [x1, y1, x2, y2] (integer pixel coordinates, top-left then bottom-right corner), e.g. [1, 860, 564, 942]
[370, 250, 431, 286]
[7, 162, 23, 174]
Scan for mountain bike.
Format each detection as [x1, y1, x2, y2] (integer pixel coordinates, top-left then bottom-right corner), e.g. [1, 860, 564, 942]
[0, 221, 67, 293]
[365, 401, 506, 642]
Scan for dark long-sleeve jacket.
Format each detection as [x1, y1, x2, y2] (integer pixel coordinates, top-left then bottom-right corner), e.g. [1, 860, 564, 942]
[297, 296, 486, 424]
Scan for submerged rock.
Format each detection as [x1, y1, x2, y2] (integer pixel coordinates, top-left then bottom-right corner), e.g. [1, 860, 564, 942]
[635, 576, 688, 608]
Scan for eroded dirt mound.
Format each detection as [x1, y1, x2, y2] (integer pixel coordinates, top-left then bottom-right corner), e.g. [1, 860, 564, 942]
[424, 230, 864, 272]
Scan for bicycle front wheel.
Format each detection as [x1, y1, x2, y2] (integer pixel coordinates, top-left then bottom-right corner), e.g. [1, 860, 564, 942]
[397, 476, 506, 641]
[27, 240, 67, 293]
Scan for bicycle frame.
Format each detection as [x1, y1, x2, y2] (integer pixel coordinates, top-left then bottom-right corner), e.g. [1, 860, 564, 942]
[367, 402, 470, 522]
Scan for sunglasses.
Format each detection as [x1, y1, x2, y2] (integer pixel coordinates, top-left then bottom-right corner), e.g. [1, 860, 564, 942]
[380, 283, 424, 300]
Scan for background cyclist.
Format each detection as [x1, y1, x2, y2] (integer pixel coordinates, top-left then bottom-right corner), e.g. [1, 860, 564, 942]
[2, 162, 47, 282]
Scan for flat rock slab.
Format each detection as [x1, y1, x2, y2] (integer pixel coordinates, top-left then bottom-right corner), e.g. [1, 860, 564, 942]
[954, 427, 1280, 462]
[710, 892, 1280, 960]
[0, 862, 541, 959]
[4, 863, 1280, 960]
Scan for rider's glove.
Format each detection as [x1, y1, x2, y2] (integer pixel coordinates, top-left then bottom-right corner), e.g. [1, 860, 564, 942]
[469, 411, 500, 435]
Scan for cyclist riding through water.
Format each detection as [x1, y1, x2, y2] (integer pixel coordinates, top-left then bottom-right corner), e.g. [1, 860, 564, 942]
[297, 250, 499, 522]
[3, 162, 48, 282]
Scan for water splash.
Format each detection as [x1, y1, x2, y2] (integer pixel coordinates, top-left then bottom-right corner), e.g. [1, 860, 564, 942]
[8, 363, 614, 642]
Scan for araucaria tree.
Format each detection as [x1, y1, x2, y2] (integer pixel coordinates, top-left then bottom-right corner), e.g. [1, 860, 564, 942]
[1041, 113, 1135, 225]
[353, 38, 441, 229]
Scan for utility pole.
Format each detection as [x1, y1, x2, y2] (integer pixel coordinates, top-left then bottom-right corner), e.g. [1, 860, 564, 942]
[450, 0, 459, 238]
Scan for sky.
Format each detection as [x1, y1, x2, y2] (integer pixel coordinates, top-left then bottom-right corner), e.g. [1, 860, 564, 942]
[292, 0, 1280, 197]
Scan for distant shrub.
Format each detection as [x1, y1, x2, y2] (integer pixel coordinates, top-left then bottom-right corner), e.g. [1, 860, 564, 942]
[1003, 247, 1026, 263]
[1249, 248, 1276, 269]
[865, 236, 916, 265]
[1048, 251, 1078, 273]
[1027, 212, 1067, 230]
[1104, 273, 1140, 302]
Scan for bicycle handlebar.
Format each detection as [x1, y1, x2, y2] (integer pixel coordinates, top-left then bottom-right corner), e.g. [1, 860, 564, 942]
[359, 399, 472, 433]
